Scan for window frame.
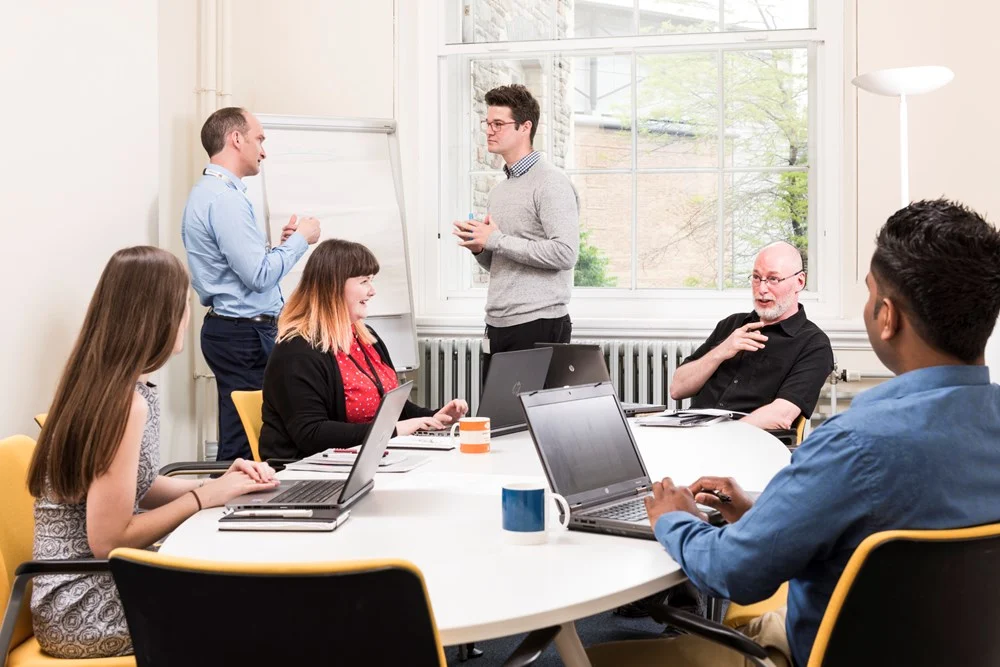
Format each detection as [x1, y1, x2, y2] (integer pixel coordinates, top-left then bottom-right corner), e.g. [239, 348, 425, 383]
[412, 0, 845, 334]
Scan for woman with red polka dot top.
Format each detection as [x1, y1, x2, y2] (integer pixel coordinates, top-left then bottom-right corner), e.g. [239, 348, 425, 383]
[259, 239, 468, 460]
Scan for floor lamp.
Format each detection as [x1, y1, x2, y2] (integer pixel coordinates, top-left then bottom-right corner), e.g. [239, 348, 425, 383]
[851, 65, 954, 209]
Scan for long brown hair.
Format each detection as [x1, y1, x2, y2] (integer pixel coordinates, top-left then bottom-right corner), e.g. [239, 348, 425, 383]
[28, 247, 190, 502]
[277, 239, 380, 353]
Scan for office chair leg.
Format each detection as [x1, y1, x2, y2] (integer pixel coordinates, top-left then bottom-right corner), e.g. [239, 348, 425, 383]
[457, 642, 484, 661]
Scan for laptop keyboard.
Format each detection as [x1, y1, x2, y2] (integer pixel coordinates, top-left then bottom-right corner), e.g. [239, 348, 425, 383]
[590, 498, 648, 522]
[269, 479, 344, 505]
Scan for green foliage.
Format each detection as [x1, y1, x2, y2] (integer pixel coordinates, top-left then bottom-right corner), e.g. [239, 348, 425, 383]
[574, 230, 618, 287]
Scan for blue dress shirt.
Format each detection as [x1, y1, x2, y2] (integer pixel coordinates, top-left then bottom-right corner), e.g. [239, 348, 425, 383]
[181, 164, 308, 318]
[654, 365, 1000, 667]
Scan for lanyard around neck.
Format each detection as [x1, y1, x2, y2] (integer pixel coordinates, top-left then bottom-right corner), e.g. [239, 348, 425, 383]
[203, 167, 241, 191]
[345, 344, 385, 397]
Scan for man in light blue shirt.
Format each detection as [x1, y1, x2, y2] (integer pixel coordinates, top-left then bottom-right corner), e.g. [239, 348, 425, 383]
[590, 200, 1000, 667]
[182, 107, 320, 461]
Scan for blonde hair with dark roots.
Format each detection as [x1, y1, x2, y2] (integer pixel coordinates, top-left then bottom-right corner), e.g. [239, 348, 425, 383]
[28, 246, 190, 502]
[277, 239, 380, 353]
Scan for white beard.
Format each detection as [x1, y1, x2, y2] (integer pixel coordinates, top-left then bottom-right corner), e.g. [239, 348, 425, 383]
[754, 294, 794, 322]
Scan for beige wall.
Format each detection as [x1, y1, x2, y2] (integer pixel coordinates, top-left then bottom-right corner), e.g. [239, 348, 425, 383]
[0, 1, 160, 440]
[229, 0, 394, 117]
[846, 0, 1000, 376]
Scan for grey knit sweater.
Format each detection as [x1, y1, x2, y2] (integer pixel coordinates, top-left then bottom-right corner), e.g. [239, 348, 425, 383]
[475, 157, 579, 328]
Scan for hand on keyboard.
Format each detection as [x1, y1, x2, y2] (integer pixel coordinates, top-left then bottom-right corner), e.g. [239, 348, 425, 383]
[397, 416, 446, 436]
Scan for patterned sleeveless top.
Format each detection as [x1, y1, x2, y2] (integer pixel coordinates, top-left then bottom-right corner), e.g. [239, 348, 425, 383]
[30, 382, 160, 659]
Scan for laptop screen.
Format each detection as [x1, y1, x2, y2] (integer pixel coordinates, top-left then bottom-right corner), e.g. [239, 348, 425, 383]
[522, 389, 646, 499]
[340, 382, 411, 501]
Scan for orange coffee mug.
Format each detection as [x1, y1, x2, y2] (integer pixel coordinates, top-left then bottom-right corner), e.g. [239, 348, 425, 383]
[450, 417, 491, 454]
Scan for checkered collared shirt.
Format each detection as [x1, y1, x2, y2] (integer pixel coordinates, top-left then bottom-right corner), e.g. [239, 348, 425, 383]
[503, 151, 541, 179]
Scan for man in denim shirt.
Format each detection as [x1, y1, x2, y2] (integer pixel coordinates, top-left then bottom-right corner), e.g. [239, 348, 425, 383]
[590, 199, 1000, 667]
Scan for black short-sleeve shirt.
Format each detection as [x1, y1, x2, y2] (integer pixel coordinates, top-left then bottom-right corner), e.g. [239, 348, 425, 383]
[681, 306, 834, 417]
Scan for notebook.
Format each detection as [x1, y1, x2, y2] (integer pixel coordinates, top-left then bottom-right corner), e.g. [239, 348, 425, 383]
[218, 507, 351, 532]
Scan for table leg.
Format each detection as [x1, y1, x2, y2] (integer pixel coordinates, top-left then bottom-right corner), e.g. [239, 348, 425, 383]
[553, 622, 591, 667]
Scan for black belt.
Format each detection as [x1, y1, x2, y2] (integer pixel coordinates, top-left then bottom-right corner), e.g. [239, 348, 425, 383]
[206, 310, 277, 325]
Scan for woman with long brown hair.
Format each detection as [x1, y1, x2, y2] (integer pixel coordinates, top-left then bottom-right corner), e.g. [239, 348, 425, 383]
[27, 246, 278, 659]
[259, 239, 467, 460]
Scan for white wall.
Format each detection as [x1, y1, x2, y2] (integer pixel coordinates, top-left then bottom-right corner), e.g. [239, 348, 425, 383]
[0, 1, 160, 440]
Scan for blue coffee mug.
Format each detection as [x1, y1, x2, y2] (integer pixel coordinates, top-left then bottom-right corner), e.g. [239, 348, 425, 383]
[501, 482, 570, 545]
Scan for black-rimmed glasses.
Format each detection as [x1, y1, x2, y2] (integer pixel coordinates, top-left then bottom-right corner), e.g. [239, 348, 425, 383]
[749, 270, 804, 287]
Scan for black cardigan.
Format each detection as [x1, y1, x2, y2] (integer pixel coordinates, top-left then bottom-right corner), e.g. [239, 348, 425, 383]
[259, 327, 435, 460]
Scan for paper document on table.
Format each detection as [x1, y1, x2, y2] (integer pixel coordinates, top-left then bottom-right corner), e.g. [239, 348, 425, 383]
[293, 448, 407, 467]
[388, 435, 456, 451]
[285, 454, 430, 474]
[636, 409, 747, 428]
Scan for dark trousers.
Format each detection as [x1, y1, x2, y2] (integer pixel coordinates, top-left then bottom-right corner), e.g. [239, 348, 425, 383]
[484, 315, 572, 379]
[200, 315, 277, 461]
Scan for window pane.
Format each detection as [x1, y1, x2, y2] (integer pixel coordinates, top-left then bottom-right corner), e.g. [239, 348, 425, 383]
[725, 49, 808, 168]
[467, 0, 559, 42]
[723, 170, 808, 289]
[639, 1, 722, 35]
[470, 57, 548, 170]
[571, 0, 636, 38]
[637, 53, 719, 169]
[723, 0, 810, 31]
[637, 173, 719, 288]
[568, 55, 632, 170]
[572, 174, 632, 287]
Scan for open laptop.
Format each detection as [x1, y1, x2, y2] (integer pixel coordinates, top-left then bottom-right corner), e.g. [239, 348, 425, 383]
[534, 343, 666, 416]
[519, 382, 720, 540]
[415, 346, 553, 438]
[226, 381, 412, 510]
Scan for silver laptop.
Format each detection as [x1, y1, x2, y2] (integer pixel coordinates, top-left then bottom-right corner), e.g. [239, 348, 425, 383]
[226, 382, 412, 510]
[534, 343, 666, 416]
[415, 347, 553, 438]
[519, 382, 719, 540]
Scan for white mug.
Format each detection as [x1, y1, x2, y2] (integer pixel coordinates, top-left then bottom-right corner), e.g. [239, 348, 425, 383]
[501, 481, 570, 545]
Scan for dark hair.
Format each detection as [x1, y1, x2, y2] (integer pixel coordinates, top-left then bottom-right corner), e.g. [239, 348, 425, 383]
[485, 84, 540, 144]
[200, 107, 250, 157]
[278, 239, 381, 353]
[28, 247, 190, 502]
[871, 199, 1000, 363]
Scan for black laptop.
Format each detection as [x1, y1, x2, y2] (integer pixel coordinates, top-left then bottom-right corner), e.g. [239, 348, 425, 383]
[519, 382, 720, 540]
[226, 381, 412, 510]
[534, 343, 665, 416]
[415, 347, 553, 438]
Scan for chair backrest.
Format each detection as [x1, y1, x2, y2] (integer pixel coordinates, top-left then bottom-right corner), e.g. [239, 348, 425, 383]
[0, 435, 37, 650]
[809, 522, 1000, 666]
[793, 415, 807, 446]
[33, 414, 46, 428]
[109, 548, 446, 667]
[230, 390, 263, 462]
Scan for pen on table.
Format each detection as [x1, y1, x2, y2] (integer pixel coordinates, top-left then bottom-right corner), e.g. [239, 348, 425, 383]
[322, 449, 389, 457]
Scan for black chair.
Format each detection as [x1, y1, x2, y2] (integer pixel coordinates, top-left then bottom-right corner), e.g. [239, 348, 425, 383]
[109, 548, 558, 667]
[592, 522, 1000, 666]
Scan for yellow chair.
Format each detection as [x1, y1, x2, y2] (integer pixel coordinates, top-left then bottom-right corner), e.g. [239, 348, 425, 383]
[0, 435, 134, 667]
[32, 416, 45, 429]
[108, 548, 558, 667]
[592, 522, 1000, 666]
[230, 391, 263, 462]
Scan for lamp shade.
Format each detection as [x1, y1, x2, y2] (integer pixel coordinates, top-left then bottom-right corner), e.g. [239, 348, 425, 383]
[851, 66, 954, 97]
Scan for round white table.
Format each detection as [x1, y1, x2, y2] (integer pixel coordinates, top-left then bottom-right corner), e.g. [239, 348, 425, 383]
[160, 420, 790, 665]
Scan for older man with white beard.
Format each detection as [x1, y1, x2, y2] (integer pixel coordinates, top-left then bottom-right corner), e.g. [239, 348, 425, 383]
[670, 242, 834, 430]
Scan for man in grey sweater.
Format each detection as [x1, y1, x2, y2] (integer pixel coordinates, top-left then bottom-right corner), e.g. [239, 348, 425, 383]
[454, 84, 580, 355]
